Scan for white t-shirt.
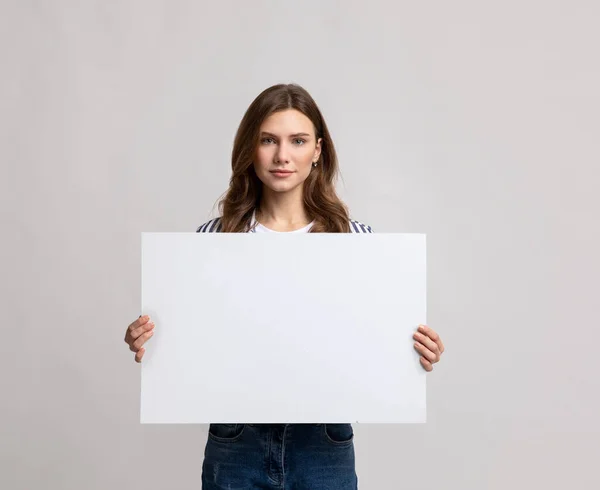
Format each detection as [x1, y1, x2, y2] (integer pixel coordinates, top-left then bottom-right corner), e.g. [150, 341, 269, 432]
[250, 210, 314, 233]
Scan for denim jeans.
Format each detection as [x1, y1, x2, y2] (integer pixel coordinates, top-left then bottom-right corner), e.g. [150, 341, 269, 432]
[201, 423, 358, 489]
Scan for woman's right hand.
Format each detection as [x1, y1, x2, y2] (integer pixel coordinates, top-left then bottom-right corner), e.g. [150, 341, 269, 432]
[124, 315, 155, 363]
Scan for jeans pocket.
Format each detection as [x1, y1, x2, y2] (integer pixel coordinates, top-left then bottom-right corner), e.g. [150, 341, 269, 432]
[323, 423, 354, 445]
[208, 424, 246, 443]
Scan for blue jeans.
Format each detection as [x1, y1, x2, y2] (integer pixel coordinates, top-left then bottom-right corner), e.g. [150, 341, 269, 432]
[202, 423, 358, 489]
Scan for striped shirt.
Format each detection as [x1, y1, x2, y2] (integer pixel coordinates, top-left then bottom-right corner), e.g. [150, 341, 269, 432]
[196, 217, 373, 234]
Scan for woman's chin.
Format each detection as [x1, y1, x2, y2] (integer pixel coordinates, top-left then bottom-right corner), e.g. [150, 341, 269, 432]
[263, 180, 301, 194]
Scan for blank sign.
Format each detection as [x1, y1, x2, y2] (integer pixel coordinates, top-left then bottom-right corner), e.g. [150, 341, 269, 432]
[140, 232, 426, 424]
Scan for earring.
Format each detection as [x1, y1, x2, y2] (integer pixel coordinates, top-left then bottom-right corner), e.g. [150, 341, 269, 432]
[312, 161, 318, 167]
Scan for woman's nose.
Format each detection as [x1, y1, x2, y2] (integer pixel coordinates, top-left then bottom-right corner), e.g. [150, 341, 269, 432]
[275, 143, 291, 163]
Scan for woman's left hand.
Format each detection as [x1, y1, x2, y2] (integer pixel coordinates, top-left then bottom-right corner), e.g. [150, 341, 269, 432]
[413, 324, 444, 372]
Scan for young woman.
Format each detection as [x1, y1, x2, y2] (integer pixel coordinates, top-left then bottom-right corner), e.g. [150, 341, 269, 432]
[124, 83, 445, 489]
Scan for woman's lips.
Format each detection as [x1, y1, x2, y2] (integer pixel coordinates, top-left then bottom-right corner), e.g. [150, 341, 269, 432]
[270, 170, 295, 178]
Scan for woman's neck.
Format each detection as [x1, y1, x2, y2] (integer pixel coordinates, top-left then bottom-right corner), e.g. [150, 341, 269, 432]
[256, 187, 311, 231]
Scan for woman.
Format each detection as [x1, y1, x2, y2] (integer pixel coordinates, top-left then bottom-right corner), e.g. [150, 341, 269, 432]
[124, 83, 445, 489]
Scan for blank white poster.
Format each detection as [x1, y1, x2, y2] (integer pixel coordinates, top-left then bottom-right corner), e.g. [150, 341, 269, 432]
[140, 232, 426, 424]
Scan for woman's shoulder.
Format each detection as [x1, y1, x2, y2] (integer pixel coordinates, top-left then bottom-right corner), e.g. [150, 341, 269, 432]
[349, 219, 374, 233]
[196, 216, 373, 233]
[196, 217, 223, 233]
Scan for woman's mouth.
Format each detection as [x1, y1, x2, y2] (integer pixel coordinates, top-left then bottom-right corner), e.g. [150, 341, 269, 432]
[270, 170, 295, 178]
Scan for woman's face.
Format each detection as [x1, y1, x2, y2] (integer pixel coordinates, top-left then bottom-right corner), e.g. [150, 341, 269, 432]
[253, 109, 322, 195]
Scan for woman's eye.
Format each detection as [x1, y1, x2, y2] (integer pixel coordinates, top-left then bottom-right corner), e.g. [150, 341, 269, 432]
[261, 137, 305, 145]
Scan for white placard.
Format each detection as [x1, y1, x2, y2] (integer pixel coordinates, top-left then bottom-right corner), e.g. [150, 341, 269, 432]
[140, 232, 426, 424]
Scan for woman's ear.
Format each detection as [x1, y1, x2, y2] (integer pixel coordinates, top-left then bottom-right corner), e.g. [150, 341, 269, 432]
[314, 137, 323, 162]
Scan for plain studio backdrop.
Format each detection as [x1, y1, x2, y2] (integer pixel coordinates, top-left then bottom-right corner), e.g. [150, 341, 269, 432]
[1, 1, 598, 489]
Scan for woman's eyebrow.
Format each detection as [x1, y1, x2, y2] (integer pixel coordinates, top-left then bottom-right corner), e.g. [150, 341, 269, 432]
[260, 131, 311, 138]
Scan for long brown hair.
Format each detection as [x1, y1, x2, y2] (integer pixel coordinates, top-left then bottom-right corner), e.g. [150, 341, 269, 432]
[217, 83, 351, 233]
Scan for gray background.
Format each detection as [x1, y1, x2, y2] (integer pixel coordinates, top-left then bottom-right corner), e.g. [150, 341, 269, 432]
[1, 1, 598, 489]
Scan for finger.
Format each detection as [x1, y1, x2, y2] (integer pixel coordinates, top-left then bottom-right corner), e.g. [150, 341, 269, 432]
[420, 356, 433, 372]
[418, 324, 444, 354]
[130, 321, 154, 341]
[413, 331, 440, 359]
[133, 330, 154, 351]
[414, 341, 438, 363]
[135, 347, 145, 363]
[128, 315, 150, 333]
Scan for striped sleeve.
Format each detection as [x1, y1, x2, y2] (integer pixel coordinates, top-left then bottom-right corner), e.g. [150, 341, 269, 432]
[196, 217, 222, 233]
[349, 219, 373, 233]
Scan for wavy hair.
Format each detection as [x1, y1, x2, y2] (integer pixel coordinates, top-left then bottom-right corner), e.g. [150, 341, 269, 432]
[217, 83, 350, 233]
